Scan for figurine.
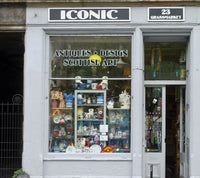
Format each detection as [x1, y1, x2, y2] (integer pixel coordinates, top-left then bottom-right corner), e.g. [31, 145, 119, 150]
[75, 76, 82, 83]
[100, 76, 108, 89]
[59, 126, 66, 137]
[77, 138, 86, 149]
[54, 91, 60, 99]
[53, 141, 60, 152]
[107, 100, 114, 109]
[53, 126, 59, 137]
[59, 142, 66, 152]
[58, 92, 65, 108]
[94, 135, 100, 145]
[119, 90, 130, 109]
[90, 138, 94, 146]
[64, 93, 75, 108]
[97, 110, 103, 119]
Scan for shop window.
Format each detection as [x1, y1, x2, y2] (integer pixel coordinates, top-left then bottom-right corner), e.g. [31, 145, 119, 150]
[145, 43, 186, 80]
[49, 36, 131, 153]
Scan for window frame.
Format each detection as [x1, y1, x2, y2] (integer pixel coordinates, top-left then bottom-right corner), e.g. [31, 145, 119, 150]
[44, 29, 134, 160]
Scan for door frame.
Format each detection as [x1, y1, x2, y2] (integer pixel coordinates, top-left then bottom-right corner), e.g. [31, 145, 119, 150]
[143, 85, 166, 178]
[143, 83, 187, 178]
[180, 86, 188, 178]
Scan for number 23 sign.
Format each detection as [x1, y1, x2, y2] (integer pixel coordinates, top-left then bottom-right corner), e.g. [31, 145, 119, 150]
[148, 7, 185, 22]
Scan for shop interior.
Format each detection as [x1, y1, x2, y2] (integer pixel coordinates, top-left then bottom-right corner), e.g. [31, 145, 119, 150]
[166, 86, 185, 178]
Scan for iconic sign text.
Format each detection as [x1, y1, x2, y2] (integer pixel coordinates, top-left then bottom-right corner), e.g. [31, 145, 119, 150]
[49, 8, 130, 22]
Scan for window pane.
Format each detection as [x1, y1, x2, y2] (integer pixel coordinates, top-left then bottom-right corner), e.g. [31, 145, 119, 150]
[145, 87, 162, 152]
[50, 36, 131, 78]
[145, 43, 186, 80]
[49, 35, 132, 154]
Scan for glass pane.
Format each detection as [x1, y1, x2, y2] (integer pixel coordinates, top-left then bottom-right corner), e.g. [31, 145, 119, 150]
[145, 87, 162, 152]
[49, 79, 131, 153]
[145, 43, 186, 80]
[50, 36, 131, 78]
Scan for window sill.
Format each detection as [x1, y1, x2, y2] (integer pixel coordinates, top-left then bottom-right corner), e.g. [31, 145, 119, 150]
[44, 153, 132, 161]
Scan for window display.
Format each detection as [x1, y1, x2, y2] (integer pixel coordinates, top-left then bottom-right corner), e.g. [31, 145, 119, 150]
[48, 36, 131, 153]
[108, 108, 130, 153]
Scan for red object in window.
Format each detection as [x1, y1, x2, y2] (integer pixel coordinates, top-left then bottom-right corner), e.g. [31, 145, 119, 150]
[101, 146, 114, 153]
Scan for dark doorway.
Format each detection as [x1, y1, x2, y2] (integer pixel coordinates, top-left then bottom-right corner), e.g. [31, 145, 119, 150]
[0, 32, 24, 178]
[0, 33, 24, 102]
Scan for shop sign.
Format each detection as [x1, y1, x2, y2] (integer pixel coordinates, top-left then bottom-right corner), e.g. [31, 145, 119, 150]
[48, 8, 130, 22]
[148, 7, 185, 21]
[54, 49, 129, 67]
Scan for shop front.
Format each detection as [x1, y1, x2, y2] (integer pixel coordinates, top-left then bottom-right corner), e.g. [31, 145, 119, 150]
[23, 4, 200, 178]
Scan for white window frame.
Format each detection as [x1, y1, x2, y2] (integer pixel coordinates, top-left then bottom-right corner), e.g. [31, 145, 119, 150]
[43, 28, 135, 160]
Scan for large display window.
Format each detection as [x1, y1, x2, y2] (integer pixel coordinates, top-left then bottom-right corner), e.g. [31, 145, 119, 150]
[48, 36, 132, 153]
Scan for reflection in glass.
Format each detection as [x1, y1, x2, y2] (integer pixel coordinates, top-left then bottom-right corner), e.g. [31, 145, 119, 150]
[145, 87, 162, 152]
[50, 36, 131, 78]
[145, 43, 186, 80]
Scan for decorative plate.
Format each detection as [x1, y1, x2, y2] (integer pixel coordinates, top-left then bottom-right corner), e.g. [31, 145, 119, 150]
[101, 146, 114, 153]
[53, 115, 61, 124]
[89, 144, 101, 153]
[65, 146, 76, 153]
[64, 115, 72, 121]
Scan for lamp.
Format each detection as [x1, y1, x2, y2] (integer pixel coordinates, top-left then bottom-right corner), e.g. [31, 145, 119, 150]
[117, 57, 127, 68]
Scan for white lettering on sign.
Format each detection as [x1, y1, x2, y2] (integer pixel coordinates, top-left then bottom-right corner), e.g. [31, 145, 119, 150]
[148, 7, 184, 22]
[54, 49, 128, 67]
[66, 10, 77, 20]
[61, 9, 119, 20]
[107, 10, 118, 19]
[49, 8, 131, 22]
[161, 9, 171, 15]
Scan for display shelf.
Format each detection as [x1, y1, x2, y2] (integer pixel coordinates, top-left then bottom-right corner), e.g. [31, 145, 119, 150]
[77, 104, 104, 107]
[108, 108, 130, 110]
[77, 119, 103, 122]
[52, 136, 73, 139]
[109, 137, 129, 140]
[75, 89, 107, 152]
[49, 105, 74, 152]
[51, 108, 73, 110]
[77, 134, 98, 137]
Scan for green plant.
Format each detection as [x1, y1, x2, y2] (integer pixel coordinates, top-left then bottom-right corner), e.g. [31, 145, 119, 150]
[13, 169, 25, 178]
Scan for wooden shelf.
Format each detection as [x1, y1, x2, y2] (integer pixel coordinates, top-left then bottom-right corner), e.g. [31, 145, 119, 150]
[108, 108, 130, 110]
[51, 108, 73, 110]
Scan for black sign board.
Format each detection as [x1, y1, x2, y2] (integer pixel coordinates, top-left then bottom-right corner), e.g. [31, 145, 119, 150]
[48, 8, 130, 22]
[148, 7, 184, 21]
